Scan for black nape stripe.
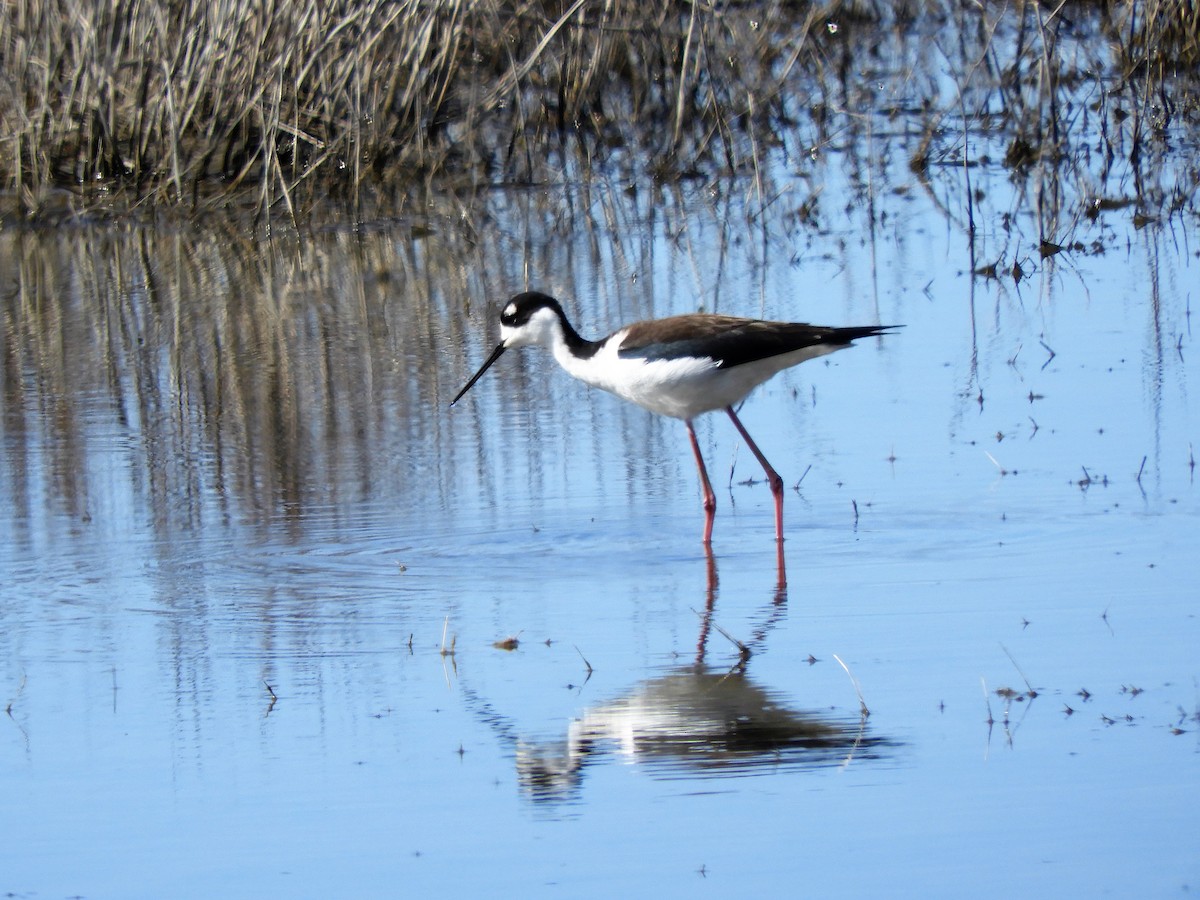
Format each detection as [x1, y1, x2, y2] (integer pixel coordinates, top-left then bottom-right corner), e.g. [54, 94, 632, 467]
[504, 291, 602, 359]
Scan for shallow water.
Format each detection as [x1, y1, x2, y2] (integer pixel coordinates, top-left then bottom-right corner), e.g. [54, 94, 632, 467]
[3, 59, 1200, 900]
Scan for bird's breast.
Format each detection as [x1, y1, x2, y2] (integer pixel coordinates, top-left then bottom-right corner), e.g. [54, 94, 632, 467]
[558, 337, 736, 419]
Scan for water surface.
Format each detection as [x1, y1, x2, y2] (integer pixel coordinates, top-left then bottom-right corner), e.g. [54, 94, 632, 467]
[2, 24, 1199, 898]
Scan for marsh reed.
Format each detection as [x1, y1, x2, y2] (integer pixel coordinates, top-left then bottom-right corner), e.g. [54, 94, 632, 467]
[0, 0, 1196, 221]
[0, 0, 819, 216]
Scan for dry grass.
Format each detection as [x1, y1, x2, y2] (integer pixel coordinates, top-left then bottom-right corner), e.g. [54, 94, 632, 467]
[0, 0, 1196, 220]
[0, 0, 826, 216]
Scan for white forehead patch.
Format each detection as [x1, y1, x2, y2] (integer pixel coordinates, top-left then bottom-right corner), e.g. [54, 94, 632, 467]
[503, 302, 517, 318]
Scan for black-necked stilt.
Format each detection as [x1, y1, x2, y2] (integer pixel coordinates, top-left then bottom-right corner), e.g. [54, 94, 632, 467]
[451, 291, 897, 545]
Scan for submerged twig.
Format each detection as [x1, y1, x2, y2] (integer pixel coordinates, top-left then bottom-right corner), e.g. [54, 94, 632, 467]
[984, 450, 1009, 475]
[440, 616, 457, 657]
[792, 464, 812, 492]
[5, 672, 27, 716]
[833, 654, 868, 718]
[573, 645, 594, 676]
[263, 680, 278, 716]
[1000, 643, 1038, 699]
[692, 608, 751, 663]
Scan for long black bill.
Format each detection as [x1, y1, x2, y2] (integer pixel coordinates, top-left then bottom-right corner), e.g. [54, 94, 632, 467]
[449, 343, 507, 407]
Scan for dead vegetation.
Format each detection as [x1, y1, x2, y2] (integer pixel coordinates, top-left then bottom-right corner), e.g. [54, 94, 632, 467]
[0, 0, 1196, 221]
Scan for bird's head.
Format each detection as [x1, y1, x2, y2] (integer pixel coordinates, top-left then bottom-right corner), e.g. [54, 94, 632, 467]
[449, 292, 568, 406]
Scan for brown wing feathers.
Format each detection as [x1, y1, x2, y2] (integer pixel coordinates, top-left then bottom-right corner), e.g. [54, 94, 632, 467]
[617, 315, 889, 369]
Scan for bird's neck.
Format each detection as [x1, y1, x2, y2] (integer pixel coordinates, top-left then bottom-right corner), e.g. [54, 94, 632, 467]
[552, 318, 602, 362]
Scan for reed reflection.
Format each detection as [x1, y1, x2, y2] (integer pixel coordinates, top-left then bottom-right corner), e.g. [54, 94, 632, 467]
[0, 212, 554, 555]
[0, 181, 740, 556]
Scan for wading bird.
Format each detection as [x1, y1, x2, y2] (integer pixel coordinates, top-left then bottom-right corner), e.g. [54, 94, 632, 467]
[451, 291, 896, 545]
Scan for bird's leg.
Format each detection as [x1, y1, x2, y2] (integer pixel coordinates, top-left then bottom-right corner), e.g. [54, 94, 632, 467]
[686, 419, 717, 545]
[725, 406, 785, 544]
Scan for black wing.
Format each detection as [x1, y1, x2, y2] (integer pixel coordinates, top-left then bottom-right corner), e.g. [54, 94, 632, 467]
[618, 315, 895, 369]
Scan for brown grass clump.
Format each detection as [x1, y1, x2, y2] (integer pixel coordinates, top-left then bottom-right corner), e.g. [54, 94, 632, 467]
[0, 0, 836, 217]
[0, 0, 1195, 221]
[1113, 0, 1200, 70]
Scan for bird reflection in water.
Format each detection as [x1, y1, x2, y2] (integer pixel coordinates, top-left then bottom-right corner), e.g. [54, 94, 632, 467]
[513, 551, 895, 804]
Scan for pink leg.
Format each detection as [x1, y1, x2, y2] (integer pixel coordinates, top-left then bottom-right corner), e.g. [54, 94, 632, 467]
[725, 406, 785, 544]
[686, 420, 717, 545]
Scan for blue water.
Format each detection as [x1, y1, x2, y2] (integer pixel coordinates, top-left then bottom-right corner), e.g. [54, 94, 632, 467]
[2, 74, 1199, 900]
